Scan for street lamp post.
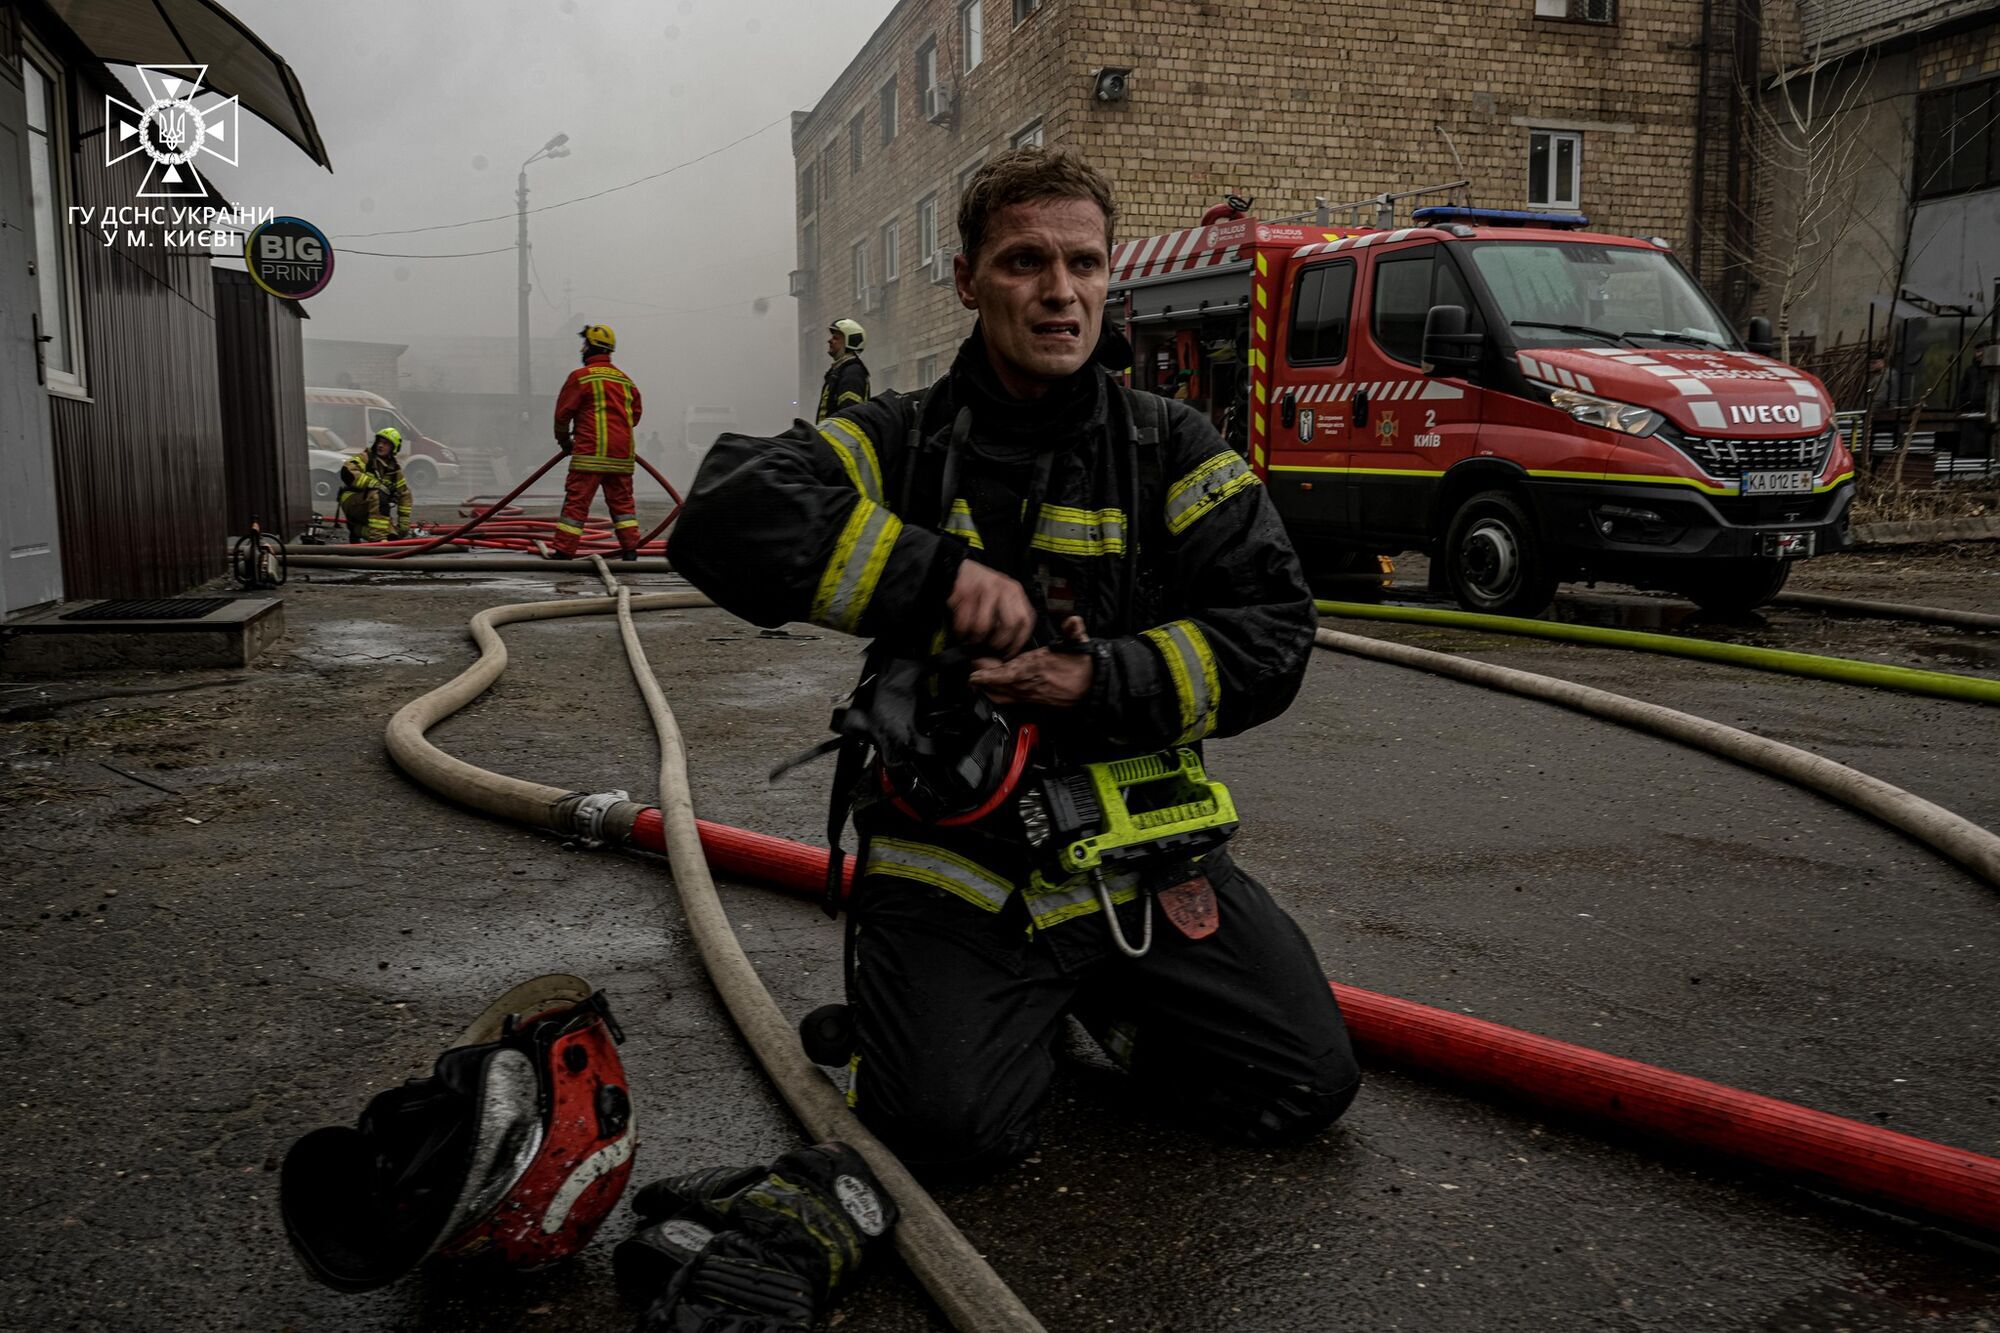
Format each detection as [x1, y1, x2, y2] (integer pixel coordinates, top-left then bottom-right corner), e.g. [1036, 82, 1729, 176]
[516, 133, 571, 399]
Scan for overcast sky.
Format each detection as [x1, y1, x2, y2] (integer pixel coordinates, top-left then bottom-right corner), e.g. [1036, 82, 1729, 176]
[194, 0, 900, 425]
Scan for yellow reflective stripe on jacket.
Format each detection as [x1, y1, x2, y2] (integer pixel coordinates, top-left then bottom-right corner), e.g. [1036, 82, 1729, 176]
[1022, 866, 1141, 931]
[1165, 451, 1259, 536]
[837, 389, 865, 407]
[866, 836, 1013, 912]
[1141, 619, 1220, 743]
[569, 455, 637, 474]
[811, 498, 902, 632]
[1029, 503, 1126, 556]
[943, 497, 985, 550]
[817, 417, 885, 503]
[591, 376, 610, 462]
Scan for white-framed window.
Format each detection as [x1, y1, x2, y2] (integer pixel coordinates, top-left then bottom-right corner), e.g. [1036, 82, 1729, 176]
[852, 238, 871, 298]
[917, 37, 939, 106]
[918, 193, 940, 261]
[1013, 0, 1041, 24]
[22, 38, 84, 395]
[1528, 129, 1582, 209]
[882, 217, 902, 282]
[960, 0, 984, 71]
[917, 354, 940, 384]
[1536, 0, 1616, 20]
[879, 77, 899, 144]
[1011, 118, 1044, 150]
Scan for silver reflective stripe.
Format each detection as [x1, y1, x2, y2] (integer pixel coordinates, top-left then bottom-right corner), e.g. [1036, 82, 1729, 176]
[867, 837, 1014, 912]
[1141, 619, 1219, 743]
[943, 497, 984, 550]
[1030, 504, 1127, 556]
[817, 417, 885, 503]
[1023, 867, 1140, 930]
[1165, 451, 1258, 535]
[812, 499, 902, 633]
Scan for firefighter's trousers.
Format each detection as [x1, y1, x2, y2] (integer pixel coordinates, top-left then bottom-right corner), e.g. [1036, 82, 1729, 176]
[339, 487, 395, 542]
[848, 853, 1361, 1173]
[551, 467, 639, 556]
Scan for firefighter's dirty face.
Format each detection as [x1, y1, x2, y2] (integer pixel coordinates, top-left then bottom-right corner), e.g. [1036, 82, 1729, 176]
[956, 197, 1108, 399]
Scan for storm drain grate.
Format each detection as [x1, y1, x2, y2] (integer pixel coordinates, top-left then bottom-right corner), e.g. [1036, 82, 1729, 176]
[59, 598, 234, 622]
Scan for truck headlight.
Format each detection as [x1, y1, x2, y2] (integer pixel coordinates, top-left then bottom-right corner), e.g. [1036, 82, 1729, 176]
[1547, 387, 1662, 437]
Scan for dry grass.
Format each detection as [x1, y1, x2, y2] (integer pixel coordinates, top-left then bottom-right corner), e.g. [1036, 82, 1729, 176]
[1850, 474, 1996, 525]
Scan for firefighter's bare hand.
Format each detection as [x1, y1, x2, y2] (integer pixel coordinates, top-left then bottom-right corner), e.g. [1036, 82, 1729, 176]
[947, 562, 1036, 658]
[968, 648, 1093, 707]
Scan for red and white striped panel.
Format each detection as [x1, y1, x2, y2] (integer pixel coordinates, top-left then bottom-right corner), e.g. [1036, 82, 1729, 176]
[1289, 227, 1453, 261]
[1110, 225, 1240, 283]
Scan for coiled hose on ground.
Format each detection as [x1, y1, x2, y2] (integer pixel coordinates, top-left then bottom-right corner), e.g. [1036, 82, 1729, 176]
[361, 567, 2000, 1295]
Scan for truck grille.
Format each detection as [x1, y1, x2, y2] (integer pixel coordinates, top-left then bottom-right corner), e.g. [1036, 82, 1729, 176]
[1668, 429, 1835, 480]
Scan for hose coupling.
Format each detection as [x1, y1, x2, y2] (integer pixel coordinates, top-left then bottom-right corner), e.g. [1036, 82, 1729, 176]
[573, 789, 632, 847]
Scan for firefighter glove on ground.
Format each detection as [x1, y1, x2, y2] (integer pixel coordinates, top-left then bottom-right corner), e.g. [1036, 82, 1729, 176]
[616, 1141, 898, 1331]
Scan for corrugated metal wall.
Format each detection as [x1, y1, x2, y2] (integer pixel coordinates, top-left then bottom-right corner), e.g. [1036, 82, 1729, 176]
[45, 72, 227, 599]
[214, 268, 310, 540]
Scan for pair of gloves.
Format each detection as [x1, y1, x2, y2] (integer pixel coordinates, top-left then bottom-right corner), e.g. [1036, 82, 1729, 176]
[614, 1142, 899, 1333]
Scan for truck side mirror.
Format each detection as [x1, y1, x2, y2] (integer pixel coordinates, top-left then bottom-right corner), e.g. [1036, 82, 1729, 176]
[1422, 304, 1482, 375]
[1746, 316, 1776, 356]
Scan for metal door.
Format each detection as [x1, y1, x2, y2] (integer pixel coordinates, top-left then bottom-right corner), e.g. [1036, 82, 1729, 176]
[0, 69, 63, 617]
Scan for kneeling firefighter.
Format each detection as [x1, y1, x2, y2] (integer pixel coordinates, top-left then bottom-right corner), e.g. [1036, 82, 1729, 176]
[279, 975, 898, 1330]
[338, 427, 414, 542]
[671, 147, 1361, 1173]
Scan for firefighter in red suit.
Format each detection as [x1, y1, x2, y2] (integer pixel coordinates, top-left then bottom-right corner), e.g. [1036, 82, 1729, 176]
[550, 324, 645, 561]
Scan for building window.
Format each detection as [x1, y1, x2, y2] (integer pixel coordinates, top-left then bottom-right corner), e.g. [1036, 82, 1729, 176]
[1527, 129, 1581, 209]
[917, 354, 940, 384]
[1011, 119, 1044, 150]
[1288, 260, 1356, 365]
[799, 163, 816, 214]
[1535, 0, 1616, 19]
[961, 1, 984, 71]
[882, 217, 902, 282]
[849, 113, 865, 174]
[917, 38, 940, 116]
[879, 77, 899, 145]
[852, 238, 871, 300]
[1914, 78, 1999, 200]
[1014, 0, 1041, 24]
[22, 44, 82, 393]
[918, 194, 940, 261]
[957, 158, 985, 208]
[822, 141, 837, 202]
[801, 220, 818, 272]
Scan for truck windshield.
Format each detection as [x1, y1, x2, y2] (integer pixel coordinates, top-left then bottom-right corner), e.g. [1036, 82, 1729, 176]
[1464, 241, 1734, 351]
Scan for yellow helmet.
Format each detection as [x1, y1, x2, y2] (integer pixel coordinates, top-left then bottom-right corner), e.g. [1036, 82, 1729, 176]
[373, 426, 403, 453]
[830, 318, 866, 353]
[579, 323, 617, 352]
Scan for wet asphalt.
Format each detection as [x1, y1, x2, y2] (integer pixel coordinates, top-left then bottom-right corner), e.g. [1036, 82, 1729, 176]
[3, 545, 1999, 1332]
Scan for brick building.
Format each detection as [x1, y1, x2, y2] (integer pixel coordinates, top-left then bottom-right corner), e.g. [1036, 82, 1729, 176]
[790, 0, 1749, 400]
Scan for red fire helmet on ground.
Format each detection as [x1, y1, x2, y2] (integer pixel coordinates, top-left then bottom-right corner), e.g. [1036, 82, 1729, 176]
[280, 974, 637, 1291]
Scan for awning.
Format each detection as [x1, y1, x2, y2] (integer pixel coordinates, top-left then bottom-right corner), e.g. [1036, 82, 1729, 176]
[45, 0, 330, 169]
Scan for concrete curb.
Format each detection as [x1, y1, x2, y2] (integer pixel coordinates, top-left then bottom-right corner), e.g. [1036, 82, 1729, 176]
[1852, 516, 2000, 546]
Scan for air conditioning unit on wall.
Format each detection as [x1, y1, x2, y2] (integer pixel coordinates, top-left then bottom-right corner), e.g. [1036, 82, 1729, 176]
[860, 285, 886, 314]
[924, 84, 956, 124]
[788, 268, 815, 299]
[929, 249, 955, 286]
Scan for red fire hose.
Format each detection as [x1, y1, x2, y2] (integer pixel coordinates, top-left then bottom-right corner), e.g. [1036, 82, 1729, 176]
[625, 810, 2000, 1240]
[313, 452, 684, 559]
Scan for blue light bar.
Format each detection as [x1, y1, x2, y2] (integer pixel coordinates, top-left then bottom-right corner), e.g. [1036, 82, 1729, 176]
[1412, 206, 1591, 230]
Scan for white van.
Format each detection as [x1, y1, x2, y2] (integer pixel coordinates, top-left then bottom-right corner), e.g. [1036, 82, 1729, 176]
[305, 388, 460, 490]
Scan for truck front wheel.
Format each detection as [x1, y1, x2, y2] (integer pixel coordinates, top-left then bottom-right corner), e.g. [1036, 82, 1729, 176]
[1444, 491, 1558, 617]
[1676, 558, 1792, 615]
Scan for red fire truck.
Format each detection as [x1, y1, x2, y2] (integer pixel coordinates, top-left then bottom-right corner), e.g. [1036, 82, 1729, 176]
[1108, 205, 1856, 616]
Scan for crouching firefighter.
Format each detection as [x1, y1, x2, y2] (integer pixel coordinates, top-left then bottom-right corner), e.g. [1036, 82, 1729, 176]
[671, 147, 1361, 1174]
[338, 427, 414, 542]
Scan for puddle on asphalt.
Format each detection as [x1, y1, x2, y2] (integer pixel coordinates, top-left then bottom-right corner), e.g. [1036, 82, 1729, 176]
[294, 619, 448, 666]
